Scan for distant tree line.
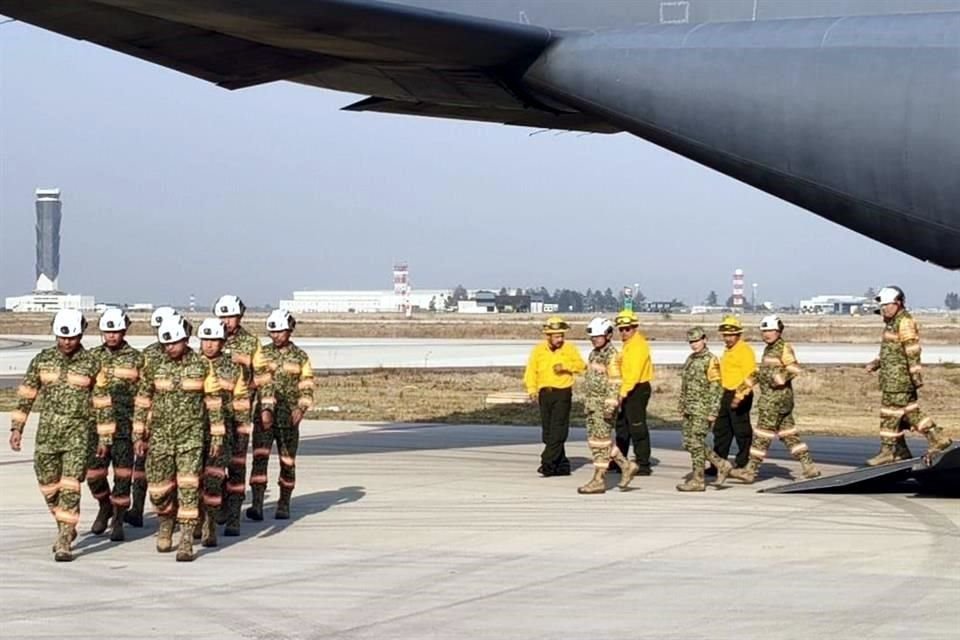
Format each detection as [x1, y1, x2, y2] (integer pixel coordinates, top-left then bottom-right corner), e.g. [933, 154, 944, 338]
[946, 292, 960, 310]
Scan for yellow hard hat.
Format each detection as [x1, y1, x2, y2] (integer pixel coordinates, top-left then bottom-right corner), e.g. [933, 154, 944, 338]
[614, 310, 639, 328]
[542, 316, 569, 334]
[718, 315, 744, 335]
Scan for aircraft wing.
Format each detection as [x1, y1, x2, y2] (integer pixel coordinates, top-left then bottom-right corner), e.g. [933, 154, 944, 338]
[0, 0, 618, 132]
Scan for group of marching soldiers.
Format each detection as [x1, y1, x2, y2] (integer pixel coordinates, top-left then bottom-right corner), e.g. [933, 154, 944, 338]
[9, 295, 314, 562]
[523, 285, 953, 494]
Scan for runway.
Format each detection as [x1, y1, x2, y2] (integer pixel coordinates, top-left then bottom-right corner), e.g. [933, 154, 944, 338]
[2, 335, 958, 377]
[0, 414, 956, 639]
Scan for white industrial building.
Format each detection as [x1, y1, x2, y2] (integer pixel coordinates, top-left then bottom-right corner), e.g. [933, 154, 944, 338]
[5, 293, 96, 313]
[799, 295, 869, 315]
[280, 289, 451, 313]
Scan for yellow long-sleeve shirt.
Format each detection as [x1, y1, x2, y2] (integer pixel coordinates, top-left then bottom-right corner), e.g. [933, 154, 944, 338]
[619, 333, 655, 398]
[720, 339, 758, 401]
[523, 341, 586, 395]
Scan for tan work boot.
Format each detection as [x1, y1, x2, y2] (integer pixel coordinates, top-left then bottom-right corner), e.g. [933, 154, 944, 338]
[53, 523, 75, 562]
[91, 498, 112, 535]
[728, 467, 756, 484]
[176, 523, 195, 562]
[245, 485, 265, 521]
[223, 494, 242, 537]
[713, 459, 734, 486]
[617, 461, 640, 490]
[926, 431, 953, 456]
[200, 512, 218, 548]
[577, 467, 607, 494]
[676, 469, 706, 492]
[193, 505, 204, 539]
[109, 507, 126, 542]
[866, 444, 897, 467]
[156, 516, 175, 553]
[893, 439, 914, 461]
[800, 460, 822, 479]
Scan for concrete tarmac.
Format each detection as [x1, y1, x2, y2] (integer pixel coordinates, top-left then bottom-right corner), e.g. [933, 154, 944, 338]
[1, 414, 957, 639]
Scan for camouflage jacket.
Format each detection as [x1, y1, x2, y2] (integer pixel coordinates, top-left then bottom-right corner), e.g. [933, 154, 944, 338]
[678, 348, 723, 418]
[223, 326, 264, 390]
[584, 342, 621, 415]
[12, 347, 115, 452]
[133, 348, 224, 452]
[142, 341, 165, 374]
[258, 343, 314, 423]
[90, 342, 143, 439]
[757, 338, 802, 409]
[870, 310, 924, 393]
[201, 352, 251, 432]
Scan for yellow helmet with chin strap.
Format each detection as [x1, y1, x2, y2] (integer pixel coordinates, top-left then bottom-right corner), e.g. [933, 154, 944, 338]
[614, 309, 639, 328]
[542, 316, 569, 335]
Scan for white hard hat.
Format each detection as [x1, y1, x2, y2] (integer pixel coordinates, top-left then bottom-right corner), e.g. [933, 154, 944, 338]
[150, 306, 179, 328]
[760, 314, 784, 332]
[586, 317, 614, 337]
[875, 286, 905, 306]
[213, 294, 245, 318]
[157, 316, 192, 344]
[266, 309, 296, 332]
[197, 318, 226, 341]
[52, 309, 87, 338]
[99, 308, 131, 332]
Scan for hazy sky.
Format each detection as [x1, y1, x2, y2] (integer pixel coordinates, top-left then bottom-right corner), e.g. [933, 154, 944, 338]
[1, 21, 957, 309]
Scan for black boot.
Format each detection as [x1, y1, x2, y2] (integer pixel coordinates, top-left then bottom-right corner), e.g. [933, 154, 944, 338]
[245, 485, 265, 521]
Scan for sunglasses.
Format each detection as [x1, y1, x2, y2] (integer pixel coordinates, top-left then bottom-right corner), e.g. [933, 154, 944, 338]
[618, 326, 635, 332]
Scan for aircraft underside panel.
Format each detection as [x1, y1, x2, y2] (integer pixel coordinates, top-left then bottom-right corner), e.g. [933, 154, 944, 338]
[524, 12, 960, 269]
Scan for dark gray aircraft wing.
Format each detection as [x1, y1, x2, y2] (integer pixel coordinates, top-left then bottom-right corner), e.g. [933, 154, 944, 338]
[0, 0, 615, 132]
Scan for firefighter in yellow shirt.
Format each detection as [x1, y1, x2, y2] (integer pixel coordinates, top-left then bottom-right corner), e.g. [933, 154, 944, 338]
[523, 316, 586, 476]
[708, 315, 758, 473]
[612, 310, 655, 475]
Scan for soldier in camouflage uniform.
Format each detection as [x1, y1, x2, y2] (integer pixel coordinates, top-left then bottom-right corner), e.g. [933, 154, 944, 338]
[86, 308, 143, 541]
[195, 318, 251, 546]
[729, 316, 820, 484]
[249, 310, 313, 520]
[676, 327, 733, 491]
[9, 310, 114, 562]
[126, 304, 180, 528]
[213, 294, 264, 530]
[577, 318, 639, 494]
[134, 317, 225, 562]
[864, 287, 952, 466]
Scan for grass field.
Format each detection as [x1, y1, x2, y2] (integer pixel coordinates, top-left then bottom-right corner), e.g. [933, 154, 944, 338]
[4, 364, 957, 438]
[2, 311, 958, 343]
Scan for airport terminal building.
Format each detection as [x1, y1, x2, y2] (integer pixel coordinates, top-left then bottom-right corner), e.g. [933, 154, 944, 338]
[280, 289, 451, 313]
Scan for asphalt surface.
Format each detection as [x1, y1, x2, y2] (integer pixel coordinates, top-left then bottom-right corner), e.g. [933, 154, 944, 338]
[1, 415, 957, 639]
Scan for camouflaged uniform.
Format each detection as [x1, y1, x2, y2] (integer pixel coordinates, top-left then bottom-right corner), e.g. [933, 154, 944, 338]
[748, 338, 817, 473]
[583, 342, 626, 469]
[252, 343, 314, 496]
[867, 309, 951, 459]
[128, 340, 166, 518]
[134, 349, 224, 526]
[199, 352, 250, 512]
[223, 326, 263, 503]
[86, 343, 142, 511]
[677, 343, 729, 476]
[11, 347, 114, 530]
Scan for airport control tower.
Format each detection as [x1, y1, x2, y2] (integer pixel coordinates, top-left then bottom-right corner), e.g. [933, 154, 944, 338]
[34, 188, 62, 293]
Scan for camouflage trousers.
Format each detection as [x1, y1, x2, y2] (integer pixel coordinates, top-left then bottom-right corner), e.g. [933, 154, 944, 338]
[251, 423, 299, 491]
[879, 391, 942, 446]
[226, 421, 252, 501]
[750, 399, 813, 466]
[34, 445, 89, 527]
[86, 438, 134, 509]
[681, 415, 728, 472]
[130, 455, 147, 512]
[146, 447, 202, 524]
[201, 431, 231, 510]
[585, 409, 628, 470]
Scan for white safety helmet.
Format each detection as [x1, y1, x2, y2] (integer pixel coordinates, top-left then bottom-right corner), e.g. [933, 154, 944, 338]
[266, 309, 296, 332]
[760, 314, 784, 332]
[586, 317, 614, 337]
[52, 309, 87, 338]
[875, 286, 905, 306]
[99, 308, 131, 332]
[197, 318, 226, 341]
[157, 316, 192, 344]
[213, 294, 246, 318]
[150, 306, 179, 328]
